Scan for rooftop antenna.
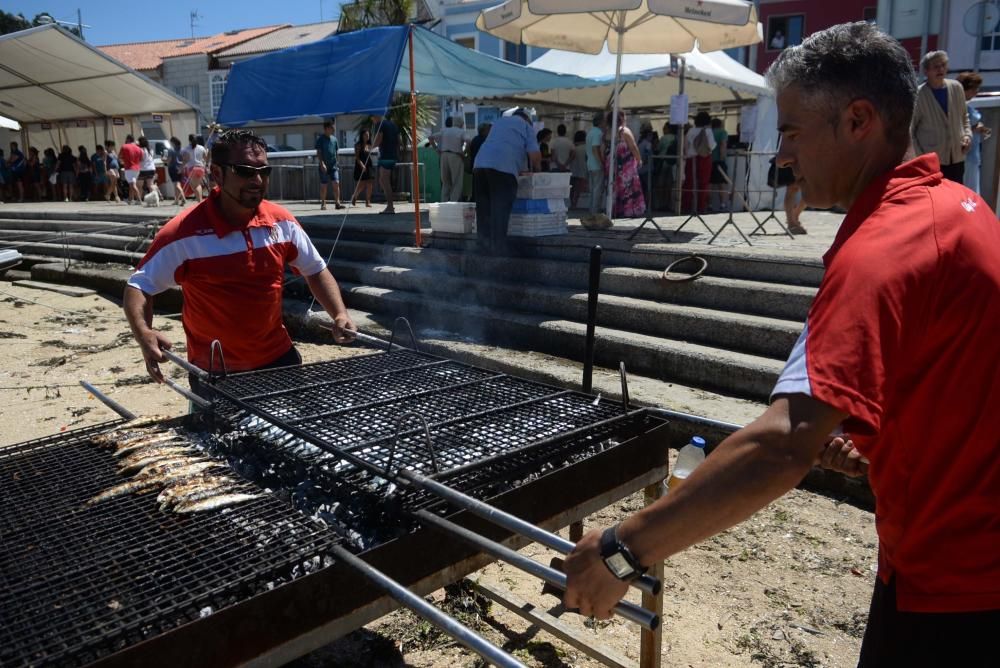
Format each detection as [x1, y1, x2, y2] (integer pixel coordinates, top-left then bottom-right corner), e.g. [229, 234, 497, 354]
[189, 10, 202, 38]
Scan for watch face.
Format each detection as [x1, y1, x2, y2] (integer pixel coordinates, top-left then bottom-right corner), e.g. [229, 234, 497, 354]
[606, 552, 633, 578]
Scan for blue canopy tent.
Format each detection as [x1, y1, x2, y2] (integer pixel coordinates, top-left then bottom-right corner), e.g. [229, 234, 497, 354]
[217, 25, 638, 124]
[217, 25, 643, 243]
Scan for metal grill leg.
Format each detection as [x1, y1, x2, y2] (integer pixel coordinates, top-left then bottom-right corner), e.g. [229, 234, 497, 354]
[640, 482, 665, 668]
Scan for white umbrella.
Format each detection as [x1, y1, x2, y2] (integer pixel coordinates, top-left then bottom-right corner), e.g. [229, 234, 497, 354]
[477, 0, 762, 218]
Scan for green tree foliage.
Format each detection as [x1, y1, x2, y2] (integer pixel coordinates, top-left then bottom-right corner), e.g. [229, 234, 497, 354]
[338, 0, 436, 149]
[357, 93, 438, 151]
[0, 10, 82, 37]
[337, 0, 415, 33]
[0, 10, 31, 34]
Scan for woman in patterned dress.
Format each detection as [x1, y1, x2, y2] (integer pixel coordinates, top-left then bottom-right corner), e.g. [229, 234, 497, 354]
[605, 110, 645, 218]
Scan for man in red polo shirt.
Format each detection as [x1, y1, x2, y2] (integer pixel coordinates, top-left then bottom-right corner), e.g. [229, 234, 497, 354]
[563, 22, 1000, 665]
[118, 135, 143, 205]
[124, 128, 355, 390]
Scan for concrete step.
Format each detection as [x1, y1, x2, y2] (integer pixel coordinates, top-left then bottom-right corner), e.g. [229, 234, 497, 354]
[1, 241, 142, 267]
[0, 218, 153, 238]
[328, 258, 802, 360]
[0, 229, 153, 254]
[303, 226, 826, 288]
[313, 281, 783, 400]
[320, 242, 816, 321]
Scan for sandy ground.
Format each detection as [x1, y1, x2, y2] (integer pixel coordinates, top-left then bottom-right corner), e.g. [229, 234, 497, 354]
[0, 280, 877, 667]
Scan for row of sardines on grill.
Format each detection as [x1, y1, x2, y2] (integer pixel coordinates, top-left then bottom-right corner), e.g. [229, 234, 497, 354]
[86, 415, 261, 513]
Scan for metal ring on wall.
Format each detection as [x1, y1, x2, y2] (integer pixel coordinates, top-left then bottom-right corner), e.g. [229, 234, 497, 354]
[662, 255, 708, 282]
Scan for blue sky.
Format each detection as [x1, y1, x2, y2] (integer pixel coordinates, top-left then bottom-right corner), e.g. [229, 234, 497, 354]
[7, 2, 347, 45]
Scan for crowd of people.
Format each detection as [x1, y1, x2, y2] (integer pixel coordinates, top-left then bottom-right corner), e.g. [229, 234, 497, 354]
[0, 134, 212, 207]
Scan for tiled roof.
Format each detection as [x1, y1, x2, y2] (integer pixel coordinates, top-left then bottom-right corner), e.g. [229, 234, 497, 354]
[98, 25, 288, 70]
[215, 21, 340, 58]
[98, 39, 190, 71]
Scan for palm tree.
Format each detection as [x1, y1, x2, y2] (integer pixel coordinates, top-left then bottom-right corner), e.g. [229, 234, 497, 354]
[356, 94, 437, 152]
[339, 0, 437, 151]
[337, 0, 417, 33]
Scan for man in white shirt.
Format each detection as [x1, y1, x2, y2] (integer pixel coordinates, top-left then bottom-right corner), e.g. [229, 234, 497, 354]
[431, 117, 467, 202]
[549, 124, 575, 172]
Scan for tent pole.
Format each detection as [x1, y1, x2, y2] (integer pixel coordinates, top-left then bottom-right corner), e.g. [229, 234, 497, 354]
[675, 56, 686, 215]
[605, 13, 625, 219]
[409, 24, 423, 248]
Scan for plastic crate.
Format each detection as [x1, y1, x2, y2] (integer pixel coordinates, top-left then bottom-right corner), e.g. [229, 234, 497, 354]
[508, 213, 568, 237]
[516, 172, 572, 199]
[429, 202, 476, 234]
[511, 198, 568, 214]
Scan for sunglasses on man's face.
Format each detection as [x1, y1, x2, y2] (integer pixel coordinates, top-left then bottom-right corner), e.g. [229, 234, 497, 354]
[222, 163, 272, 178]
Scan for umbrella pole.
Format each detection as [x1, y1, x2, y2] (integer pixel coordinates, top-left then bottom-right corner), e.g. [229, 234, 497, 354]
[605, 14, 625, 220]
[675, 57, 686, 216]
[409, 24, 423, 248]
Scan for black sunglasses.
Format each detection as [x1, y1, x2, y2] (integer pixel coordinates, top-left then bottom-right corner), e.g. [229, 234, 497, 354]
[220, 163, 272, 178]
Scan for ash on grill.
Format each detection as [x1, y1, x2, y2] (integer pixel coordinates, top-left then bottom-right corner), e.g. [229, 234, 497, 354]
[200, 404, 629, 551]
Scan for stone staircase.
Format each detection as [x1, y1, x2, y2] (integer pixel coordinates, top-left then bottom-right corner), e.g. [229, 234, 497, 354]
[0, 208, 823, 402]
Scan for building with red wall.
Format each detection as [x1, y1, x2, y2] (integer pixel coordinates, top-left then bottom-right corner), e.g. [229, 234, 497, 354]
[753, 1, 937, 74]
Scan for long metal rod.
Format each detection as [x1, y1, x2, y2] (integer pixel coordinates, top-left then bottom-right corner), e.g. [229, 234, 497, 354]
[161, 348, 207, 379]
[416, 510, 658, 631]
[401, 468, 660, 597]
[79, 380, 136, 420]
[408, 25, 423, 249]
[646, 407, 742, 434]
[582, 245, 601, 394]
[163, 378, 213, 411]
[329, 544, 525, 668]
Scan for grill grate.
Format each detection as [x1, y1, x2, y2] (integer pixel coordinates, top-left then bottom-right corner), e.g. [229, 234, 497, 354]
[0, 421, 341, 667]
[213, 350, 636, 478]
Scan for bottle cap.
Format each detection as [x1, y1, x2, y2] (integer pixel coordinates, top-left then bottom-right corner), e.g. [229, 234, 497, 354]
[690, 436, 706, 448]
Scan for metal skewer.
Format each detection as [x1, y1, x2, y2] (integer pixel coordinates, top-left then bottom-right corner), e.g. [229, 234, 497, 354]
[328, 544, 527, 668]
[399, 468, 661, 597]
[415, 510, 659, 630]
[79, 380, 136, 420]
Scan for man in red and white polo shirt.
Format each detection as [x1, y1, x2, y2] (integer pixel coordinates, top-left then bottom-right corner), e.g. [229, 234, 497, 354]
[118, 135, 143, 206]
[563, 22, 1000, 665]
[124, 128, 355, 390]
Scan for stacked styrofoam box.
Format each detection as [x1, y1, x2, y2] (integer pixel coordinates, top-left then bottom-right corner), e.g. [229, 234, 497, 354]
[428, 202, 476, 234]
[511, 173, 571, 237]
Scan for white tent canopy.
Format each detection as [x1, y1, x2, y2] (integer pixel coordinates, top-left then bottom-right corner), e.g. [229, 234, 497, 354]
[522, 44, 768, 108]
[0, 24, 196, 123]
[522, 44, 779, 210]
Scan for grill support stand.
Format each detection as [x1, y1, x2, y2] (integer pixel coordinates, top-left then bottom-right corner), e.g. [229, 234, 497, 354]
[575, 245, 603, 546]
[640, 481, 665, 668]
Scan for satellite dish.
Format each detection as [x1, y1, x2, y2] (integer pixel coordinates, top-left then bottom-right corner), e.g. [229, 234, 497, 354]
[35, 14, 55, 25]
[964, 2, 1000, 36]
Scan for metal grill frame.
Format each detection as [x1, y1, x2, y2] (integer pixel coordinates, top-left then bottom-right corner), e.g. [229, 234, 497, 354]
[206, 348, 648, 482]
[0, 418, 342, 667]
[89, 415, 672, 668]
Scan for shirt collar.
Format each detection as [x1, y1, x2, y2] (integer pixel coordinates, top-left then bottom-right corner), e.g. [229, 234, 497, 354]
[204, 187, 278, 238]
[823, 153, 942, 266]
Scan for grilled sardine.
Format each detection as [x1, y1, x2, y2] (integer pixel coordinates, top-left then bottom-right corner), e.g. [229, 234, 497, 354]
[113, 433, 187, 457]
[135, 459, 215, 480]
[174, 493, 262, 514]
[118, 451, 202, 476]
[157, 477, 239, 511]
[91, 416, 173, 445]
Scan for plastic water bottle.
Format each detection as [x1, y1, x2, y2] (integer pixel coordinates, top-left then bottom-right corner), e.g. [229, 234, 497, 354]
[666, 436, 706, 492]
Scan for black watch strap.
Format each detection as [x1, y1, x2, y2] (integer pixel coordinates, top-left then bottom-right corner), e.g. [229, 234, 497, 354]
[600, 526, 648, 581]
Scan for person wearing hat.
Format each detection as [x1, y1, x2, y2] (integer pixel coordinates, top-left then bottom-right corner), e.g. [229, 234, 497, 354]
[472, 108, 541, 255]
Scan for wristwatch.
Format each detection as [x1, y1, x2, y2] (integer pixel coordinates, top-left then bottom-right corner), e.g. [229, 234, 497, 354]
[600, 526, 648, 581]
